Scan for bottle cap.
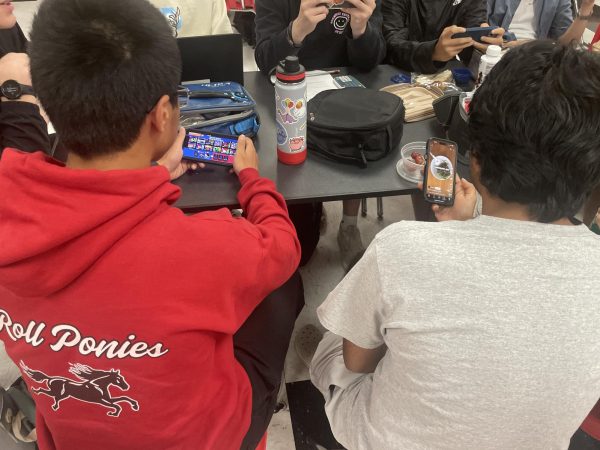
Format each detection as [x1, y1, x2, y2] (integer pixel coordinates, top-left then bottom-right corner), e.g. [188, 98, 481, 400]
[486, 45, 502, 58]
[276, 56, 305, 83]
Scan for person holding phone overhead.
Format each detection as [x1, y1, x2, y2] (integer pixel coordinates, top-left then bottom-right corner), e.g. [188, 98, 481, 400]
[382, 0, 505, 73]
[255, 0, 386, 270]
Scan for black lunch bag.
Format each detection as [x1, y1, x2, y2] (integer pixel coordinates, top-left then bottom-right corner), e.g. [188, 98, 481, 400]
[307, 87, 405, 168]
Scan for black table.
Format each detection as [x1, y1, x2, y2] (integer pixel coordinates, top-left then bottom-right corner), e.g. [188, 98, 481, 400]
[174, 65, 445, 212]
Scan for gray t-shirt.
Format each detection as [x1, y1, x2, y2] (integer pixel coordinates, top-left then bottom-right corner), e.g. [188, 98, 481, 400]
[318, 216, 600, 450]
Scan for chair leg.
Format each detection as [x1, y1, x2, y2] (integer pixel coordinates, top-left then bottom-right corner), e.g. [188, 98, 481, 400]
[361, 198, 368, 217]
[377, 197, 384, 220]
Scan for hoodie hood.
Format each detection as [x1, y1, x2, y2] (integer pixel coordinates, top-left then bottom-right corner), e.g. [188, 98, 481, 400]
[0, 150, 180, 298]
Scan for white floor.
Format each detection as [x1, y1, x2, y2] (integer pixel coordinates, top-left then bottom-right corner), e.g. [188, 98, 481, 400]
[8, 3, 416, 449]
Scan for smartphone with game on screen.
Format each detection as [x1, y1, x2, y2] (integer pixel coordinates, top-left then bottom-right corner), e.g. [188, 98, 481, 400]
[182, 131, 238, 167]
[423, 138, 458, 206]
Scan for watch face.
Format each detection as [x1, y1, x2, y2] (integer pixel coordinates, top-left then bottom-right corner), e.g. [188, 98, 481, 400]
[1, 80, 22, 100]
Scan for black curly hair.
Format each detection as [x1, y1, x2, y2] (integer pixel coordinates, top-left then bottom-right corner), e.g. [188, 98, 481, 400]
[469, 41, 600, 223]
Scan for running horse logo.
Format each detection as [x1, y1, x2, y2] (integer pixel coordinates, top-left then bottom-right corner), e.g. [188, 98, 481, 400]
[19, 361, 139, 417]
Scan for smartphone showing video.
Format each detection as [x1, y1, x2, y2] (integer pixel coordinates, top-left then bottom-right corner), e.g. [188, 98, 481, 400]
[423, 138, 458, 206]
[182, 131, 238, 167]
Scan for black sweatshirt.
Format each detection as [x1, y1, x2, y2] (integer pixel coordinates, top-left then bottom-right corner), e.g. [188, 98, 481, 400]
[0, 23, 26, 56]
[382, 0, 486, 74]
[254, 0, 386, 74]
[0, 24, 50, 155]
[0, 102, 50, 156]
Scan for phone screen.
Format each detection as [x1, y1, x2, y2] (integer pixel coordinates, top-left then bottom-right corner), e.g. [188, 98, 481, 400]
[425, 139, 457, 205]
[182, 132, 238, 166]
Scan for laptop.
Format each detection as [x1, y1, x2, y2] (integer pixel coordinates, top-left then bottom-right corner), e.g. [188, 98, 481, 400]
[177, 34, 244, 85]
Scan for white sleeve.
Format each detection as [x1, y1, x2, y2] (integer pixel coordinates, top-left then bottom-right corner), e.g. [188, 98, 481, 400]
[212, 0, 233, 35]
[317, 240, 386, 349]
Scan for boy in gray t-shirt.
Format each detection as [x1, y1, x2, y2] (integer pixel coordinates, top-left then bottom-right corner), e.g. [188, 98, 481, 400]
[309, 41, 600, 450]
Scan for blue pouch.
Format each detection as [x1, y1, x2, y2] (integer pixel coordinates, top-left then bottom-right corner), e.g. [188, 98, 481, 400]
[179, 81, 260, 137]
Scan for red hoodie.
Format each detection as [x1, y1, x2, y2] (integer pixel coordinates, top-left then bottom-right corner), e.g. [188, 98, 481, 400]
[582, 399, 600, 440]
[0, 149, 300, 450]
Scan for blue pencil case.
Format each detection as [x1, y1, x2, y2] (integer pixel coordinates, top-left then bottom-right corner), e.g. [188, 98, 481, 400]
[179, 81, 260, 137]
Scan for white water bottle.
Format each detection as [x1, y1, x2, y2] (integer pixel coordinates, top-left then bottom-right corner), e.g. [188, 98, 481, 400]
[477, 45, 502, 85]
[274, 56, 307, 165]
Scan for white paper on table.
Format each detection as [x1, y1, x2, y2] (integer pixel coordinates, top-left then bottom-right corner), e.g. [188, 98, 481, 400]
[306, 74, 340, 101]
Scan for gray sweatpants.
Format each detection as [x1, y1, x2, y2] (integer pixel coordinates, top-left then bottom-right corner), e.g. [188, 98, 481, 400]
[309, 332, 372, 449]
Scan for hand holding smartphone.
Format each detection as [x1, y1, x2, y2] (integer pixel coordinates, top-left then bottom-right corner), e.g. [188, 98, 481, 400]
[451, 26, 498, 43]
[182, 132, 259, 175]
[423, 138, 458, 206]
[232, 135, 259, 175]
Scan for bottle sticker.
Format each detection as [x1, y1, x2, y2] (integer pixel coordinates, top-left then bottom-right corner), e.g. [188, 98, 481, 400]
[289, 137, 305, 153]
[277, 98, 306, 124]
[276, 122, 288, 146]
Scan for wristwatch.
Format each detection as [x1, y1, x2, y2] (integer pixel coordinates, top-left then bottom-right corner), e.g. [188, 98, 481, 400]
[577, 10, 593, 20]
[0, 80, 35, 101]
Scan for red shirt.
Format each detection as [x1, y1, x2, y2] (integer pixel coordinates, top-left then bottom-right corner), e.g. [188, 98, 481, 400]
[582, 399, 600, 440]
[0, 150, 300, 450]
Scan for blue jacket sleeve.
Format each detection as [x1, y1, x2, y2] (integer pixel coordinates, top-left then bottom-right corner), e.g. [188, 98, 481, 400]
[547, 0, 574, 40]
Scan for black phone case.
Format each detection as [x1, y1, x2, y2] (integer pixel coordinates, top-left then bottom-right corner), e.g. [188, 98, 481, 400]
[423, 137, 457, 207]
[451, 27, 496, 43]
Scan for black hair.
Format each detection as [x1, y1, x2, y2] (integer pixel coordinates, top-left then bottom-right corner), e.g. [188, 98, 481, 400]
[469, 41, 600, 223]
[29, 0, 181, 157]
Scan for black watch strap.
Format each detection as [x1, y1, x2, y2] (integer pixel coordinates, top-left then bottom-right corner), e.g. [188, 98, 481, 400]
[0, 80, 35, 100]
[20, 85, 35, 96]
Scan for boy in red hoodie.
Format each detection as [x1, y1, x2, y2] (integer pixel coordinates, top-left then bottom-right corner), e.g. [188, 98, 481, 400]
[0, 0, 303, 449]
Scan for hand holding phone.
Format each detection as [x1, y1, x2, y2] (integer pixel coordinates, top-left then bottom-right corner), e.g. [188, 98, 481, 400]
[292, 0, 330, 44]
[451, 26, 499, 43]
[432, 176, 478, 221]
[338, 0, 376, 38]
[433, 26, 474, 63]
[233, 135, 259, 176]
[423, 138, 458, 206]
[473, 24, 505, 52]
[157, 127, 203, 180]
